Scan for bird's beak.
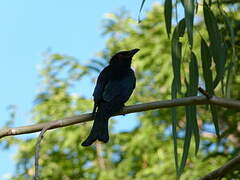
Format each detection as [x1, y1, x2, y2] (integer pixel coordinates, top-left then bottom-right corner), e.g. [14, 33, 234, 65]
[128, 48, 140, 58]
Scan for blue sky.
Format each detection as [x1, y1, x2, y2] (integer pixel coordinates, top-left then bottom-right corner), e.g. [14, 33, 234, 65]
[0, 0, 156, 178]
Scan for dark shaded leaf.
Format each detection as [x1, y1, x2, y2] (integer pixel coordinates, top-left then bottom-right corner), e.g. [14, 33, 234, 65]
[201, 38, 214, 95]
[138, 0, 146, 23]
[200, 37, 220, 135]
[179, 52, 199, 176]
[189, 52, 199, 96]
[171, 18, 186, 93]
[179, 106, 193, 176]
[164, 0, 172, 38]
[171, 19, 185, 177]
[203, 2, 227, 88]
[189, 52, 199, 155]
[196, 1, 199, 14]
[171, 80, 179, 176]
[182, 0, 195, 47]
[210, 104, 220, 138]
[191, 105, 199, 155]
[223, 14, 236, 97]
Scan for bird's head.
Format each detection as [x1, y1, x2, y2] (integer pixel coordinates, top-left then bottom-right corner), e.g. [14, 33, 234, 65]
[109, 48, 140, 67]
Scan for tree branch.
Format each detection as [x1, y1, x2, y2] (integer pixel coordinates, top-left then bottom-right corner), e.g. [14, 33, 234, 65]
[0, 95, 240, 139]
[200, 154, 240, 180]
[34, 122, 58, 180]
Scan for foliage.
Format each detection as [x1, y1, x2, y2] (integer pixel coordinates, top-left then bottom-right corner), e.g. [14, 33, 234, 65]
[2, 1, 240, 180]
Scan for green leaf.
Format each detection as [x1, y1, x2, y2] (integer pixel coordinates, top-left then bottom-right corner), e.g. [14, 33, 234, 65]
[138, 0, 146, 23]
[209, 0, 212, 6]
[171, 80, 179, 176]
[171, 19, 186, 176]
[171, 18, 186, 93]
[201, 36, 220, 139]
[223, 14, 236, 98]
[191, 105, 199, 155]
[210, 104, 220, 138]
[189, 52, 199, 155]
[189, 52, 199, 96]
[179, 52, 199, 176]
[182, 0, 195, 47]
[203, 2, 227, 89]
[201, 38, 214, 95]
[179, 106, 193, 176]
[164, 0, 172, 38]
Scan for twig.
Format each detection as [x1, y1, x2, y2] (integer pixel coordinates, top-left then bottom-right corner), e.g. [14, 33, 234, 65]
[198, 87, 213, 99]
[34, 122, 58, 180]
[200, 154, 240, 180]
[0, 96, 240, 139]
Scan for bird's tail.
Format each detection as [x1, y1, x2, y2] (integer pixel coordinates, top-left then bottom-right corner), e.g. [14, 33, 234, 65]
[81, 105, 110, 146]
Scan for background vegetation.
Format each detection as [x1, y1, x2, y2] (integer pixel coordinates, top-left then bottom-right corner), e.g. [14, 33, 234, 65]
[1, 0, 240, 179]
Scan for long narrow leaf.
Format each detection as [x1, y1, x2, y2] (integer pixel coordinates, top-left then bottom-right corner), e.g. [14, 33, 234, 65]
[210, 104, 220, 138]
[201, 39, 220, 138]
[164, 0, 172, 38]
[201, 38, 214, 95]
[182, 0, 195, 47]
[189, 52, 199, 95]
[138, 0, 146, 23]
[179, 52, 199, 176]
[191, 105, 199, 154]
[171, 19, 186, 93]
[203, 2, 227, 89]
[171, 18, 185, 178]
[223, 14, 236, 97]
[171, 80, 179, 176]
[189, 52, 199, 155]
[179, 106, 193, 176]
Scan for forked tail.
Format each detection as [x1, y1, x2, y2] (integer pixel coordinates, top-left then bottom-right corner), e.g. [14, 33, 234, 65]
[81, 105, 109, 146]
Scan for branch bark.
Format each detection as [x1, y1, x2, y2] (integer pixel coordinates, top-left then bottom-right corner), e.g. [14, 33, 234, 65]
[200, 154, 240, 180]
[0, 95, 240, 139]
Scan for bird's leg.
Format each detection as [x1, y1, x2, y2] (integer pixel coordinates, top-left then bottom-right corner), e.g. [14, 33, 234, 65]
[92, 103, 97, 118]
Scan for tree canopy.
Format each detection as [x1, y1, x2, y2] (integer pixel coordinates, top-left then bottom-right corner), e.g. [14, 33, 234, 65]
[1, 1, 240, 179]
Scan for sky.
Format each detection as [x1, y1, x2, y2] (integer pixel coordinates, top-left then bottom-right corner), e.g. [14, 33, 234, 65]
[0, 0, 156, 179]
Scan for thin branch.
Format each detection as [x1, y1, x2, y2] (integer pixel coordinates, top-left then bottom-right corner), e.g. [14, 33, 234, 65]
[34, 122, 58, 180]
[198, 87, 212, 99]
[0, 95, 240, 139]
[200, 154, 240, 180]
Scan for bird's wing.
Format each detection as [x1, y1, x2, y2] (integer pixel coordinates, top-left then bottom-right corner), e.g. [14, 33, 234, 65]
[102, 70, 136, 103]
[93, 66, 110, 103]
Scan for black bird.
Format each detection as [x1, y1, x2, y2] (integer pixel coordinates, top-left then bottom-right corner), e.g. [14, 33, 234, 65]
[81, 48, 140, 146]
